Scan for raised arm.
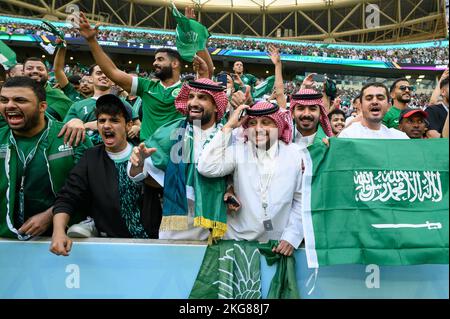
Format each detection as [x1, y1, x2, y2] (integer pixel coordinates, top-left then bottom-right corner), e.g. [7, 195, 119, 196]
[198, 105, 249, 178]
[53, 39, 69, 89]
[268, 44, 286, 109]
[78, 12, 133, 92]
[429, 68, 448, 106]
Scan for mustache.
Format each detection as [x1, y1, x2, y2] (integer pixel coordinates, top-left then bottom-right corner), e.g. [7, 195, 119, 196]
[298, 116, 315, 121]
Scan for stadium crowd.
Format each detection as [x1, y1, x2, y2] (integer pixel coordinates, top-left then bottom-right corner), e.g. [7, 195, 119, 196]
[1, 20, 449, 65]
[0, 9, 448, 264]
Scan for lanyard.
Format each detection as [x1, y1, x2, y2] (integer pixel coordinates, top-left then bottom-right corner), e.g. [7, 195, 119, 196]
[255, 144, 278, 218]
[9, 127, 50, 226]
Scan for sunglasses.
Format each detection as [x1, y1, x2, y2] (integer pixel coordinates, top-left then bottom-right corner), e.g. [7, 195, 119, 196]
[399, 85, 415, 92]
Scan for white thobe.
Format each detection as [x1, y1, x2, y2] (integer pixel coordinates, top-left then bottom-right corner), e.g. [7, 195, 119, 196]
[197, 129, 304, 248]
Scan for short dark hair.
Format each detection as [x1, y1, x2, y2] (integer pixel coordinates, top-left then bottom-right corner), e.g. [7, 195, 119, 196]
[155, 48, 182, 63]
[440, 77, 449, 89]
[352, 95, 360, 104]
[24, 57, 48, 72]
[328, 108, 346, 121]
[88, 64, 98, 76]
[360, 82, 390, 102]
[95, 100, 131, 123]
[68, 75, 81, 85]
[1, 76, 46, 102]
[390, 78, 409, 93]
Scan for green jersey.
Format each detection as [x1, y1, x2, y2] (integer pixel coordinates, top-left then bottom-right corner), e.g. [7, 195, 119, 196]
[131, 77, 183, 141]
[61, 83, 84, 102]
[383, 106, 402, 129]
[64, 96, 136, 123]
[45, 83, 73, 121]
[64, 97, 98, 123]
[14, 127, 54, 227]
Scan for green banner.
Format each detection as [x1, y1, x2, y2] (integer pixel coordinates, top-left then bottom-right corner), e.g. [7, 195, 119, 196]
[253, 75, 275, 99]
[0, 40, 16, 69]
[302, 138, 449, 268]
[172, 3, 210, 62]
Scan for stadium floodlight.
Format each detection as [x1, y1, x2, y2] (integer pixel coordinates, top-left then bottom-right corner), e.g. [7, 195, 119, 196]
[419, 75, 425, 79]
[41, 54, 45, 58]
[416, 79, 423, 82]
[128, 60, 132, 64]
[405, 75, 412, 79]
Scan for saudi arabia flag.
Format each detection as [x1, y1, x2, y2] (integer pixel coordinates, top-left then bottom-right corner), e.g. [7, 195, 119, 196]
[253, 75, 275, 99]
[301, 138, 449, 268]
[172, 2, 211, 62]
[0, 40, 16, 69]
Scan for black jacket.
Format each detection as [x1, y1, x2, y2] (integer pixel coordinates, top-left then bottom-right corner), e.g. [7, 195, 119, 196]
[53, 145, 153, 238]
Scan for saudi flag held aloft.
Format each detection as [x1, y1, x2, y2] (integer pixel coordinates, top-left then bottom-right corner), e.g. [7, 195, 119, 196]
[172, 2, 211, 62]
[0, 40, 16, 69]
[253, 75, 275, 100]
[301, 138, 449, 268]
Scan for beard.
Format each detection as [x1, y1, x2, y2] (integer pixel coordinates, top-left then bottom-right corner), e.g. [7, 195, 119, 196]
[11, 109, 41, 133]
[187, 110, 214, 126]
[397, 94, 411, 104]
[154, 65, 173, 81]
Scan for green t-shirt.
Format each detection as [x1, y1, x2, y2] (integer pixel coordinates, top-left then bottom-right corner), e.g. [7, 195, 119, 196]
[61, 83, 84, 103]
[0, 115, 6, 129]
[126, 96, 142, 121]
[64, 97, 98, 123]
[131, 77, 183, 141]
[14, 128, 54, 228]
[45, 83, 74, 121]
[383, 106, 402, 129]
[64, 96, 136, 145]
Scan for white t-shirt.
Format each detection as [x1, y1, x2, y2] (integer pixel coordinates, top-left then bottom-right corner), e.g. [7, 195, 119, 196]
[338, 122, 409, 139]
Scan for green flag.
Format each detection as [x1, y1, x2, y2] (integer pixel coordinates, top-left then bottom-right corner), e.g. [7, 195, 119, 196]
[0, 40, 16, 69]
[135, 63, 140, 74]
[302, 138, 449, 268]
[252, 75, 275, 99]
[172, 3, 211, 62]
[190, 240, 262, 299]
[258, 241, 300, 299]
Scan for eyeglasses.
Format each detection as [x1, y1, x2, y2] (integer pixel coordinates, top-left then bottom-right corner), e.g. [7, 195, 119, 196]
[399, 85, 415, 92]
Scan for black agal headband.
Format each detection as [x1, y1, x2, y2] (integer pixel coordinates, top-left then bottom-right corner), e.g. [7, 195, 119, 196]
[291, 93, 323, 101]
[246, 104, 279, 116]
[188, 80, 226, 92]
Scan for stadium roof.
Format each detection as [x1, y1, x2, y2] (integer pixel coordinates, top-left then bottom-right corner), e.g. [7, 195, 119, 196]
[1, 0, 447, 42]
[130, 0, 359, 13]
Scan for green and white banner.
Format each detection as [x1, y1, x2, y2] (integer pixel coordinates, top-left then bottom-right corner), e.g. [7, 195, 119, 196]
[0, 40, 16, 69]
[302, 138, 449, 268]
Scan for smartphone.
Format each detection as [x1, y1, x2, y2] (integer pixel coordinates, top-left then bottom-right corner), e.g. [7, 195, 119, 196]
[217, 72, 228, 87]
[238, 109, 247, 121]
[225, 195, 240, 207]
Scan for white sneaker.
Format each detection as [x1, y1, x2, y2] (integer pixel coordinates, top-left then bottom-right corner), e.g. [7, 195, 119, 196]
[67, 217, 99, 238]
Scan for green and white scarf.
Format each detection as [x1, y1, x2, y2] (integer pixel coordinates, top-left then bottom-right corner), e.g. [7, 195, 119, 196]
[145, 118, 228, 240]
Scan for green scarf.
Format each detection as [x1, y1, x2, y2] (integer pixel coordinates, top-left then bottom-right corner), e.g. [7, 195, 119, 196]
[145, 118, 227, 240]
